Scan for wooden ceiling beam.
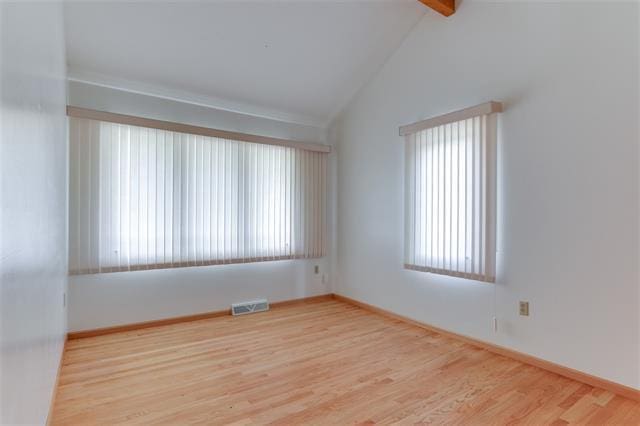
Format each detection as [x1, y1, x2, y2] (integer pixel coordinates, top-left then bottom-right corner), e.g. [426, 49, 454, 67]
[418, 0, 455, 17]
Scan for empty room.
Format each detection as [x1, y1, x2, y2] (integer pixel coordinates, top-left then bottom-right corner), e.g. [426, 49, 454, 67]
[1, 0, 639, 424]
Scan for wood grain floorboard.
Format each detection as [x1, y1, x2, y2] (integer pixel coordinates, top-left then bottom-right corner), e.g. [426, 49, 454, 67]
[51, 298, 640, 425]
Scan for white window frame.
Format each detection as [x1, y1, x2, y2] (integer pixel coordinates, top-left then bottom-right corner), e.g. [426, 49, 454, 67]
[400, 101, 501, 282]
[67, 107, 328, 275]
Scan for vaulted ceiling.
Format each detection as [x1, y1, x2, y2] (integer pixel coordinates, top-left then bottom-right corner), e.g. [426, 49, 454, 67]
[64, 1, 426, 127]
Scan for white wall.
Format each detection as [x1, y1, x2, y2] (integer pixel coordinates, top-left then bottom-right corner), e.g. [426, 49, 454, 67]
[0, 2, 68, 424]
[332, 1, 639, 389]
[68, 80, 328, 143]
[67, 82, 335, 332]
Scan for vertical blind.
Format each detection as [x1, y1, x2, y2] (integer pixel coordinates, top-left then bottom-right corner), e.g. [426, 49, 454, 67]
[404, 113, 497, 282]
[69, 117, 327, 274]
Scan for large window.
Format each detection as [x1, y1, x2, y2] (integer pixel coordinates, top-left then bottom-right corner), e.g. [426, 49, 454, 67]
[69, 115, 327, 274]
[401, 102, 500, 282]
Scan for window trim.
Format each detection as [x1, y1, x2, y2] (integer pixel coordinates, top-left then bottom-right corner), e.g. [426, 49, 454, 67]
[399, 101, 502, 137]
[67, 106, 331, 154]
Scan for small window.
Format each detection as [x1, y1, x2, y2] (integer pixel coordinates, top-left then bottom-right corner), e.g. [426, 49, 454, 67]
[400, 102, 501, 282]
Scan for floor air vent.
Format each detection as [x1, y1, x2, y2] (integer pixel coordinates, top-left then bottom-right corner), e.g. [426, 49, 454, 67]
[231, 299, 269, 316]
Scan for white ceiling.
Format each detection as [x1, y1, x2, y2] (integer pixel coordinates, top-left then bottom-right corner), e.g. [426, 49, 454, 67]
[64, 1, 425, 127]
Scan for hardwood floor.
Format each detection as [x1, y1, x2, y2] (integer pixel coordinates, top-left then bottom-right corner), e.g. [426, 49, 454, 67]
[52, 297, 640, 425]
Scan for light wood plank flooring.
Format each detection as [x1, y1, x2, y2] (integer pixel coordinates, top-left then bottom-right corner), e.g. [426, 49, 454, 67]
[52, 297, 640, 425]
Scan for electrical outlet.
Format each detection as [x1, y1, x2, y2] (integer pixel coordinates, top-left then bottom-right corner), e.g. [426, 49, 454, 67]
[63, 292, 66, 308]
[519, 301, 529, 316]
[314, 265, 320, 274]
